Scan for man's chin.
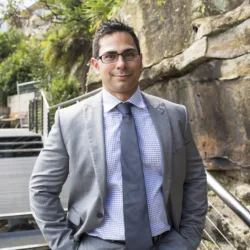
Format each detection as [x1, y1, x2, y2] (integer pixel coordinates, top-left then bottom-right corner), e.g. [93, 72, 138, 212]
[115, 85, 138, 94]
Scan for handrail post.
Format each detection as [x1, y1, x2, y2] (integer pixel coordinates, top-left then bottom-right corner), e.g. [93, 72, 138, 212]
[28, 101, 31, 131]
[40, 90, 50, 143]
[41, 97, 43, 135]
[35, 98, 38, 134]
[32, 100, 35, 132]
[47, 111, 51, 134]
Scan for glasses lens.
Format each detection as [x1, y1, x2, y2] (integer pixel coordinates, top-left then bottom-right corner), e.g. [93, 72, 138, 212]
[123, 50, 138, 61]
[102, 53, 118, 63]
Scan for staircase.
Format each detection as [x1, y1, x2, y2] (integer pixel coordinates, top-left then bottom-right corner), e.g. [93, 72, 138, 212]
[0, 128, 47, 249]
[0, 129, 43, 158]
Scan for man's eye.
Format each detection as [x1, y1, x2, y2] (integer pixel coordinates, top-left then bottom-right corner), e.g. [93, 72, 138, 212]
[103, 54, 117, 60]
[124, 51, 137, 58]
[125, 52, 134, 56]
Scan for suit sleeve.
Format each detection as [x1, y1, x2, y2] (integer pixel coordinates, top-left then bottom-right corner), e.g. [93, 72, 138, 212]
[29, 110, 79, 250]
[179, 107, 208, 249]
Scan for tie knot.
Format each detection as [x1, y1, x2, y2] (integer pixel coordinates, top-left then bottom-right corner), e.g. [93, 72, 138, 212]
[116, 102, 132, 115]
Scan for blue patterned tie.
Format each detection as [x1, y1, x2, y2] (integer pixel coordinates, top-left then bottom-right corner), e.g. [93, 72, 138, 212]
[117, 102, 153, 250]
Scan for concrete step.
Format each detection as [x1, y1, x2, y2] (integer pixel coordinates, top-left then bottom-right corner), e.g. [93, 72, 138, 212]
[0, 141, 43, 150]
[0, 137, 42, 143]
[0, 148, 42, 153]
[0, 142, 43, 146]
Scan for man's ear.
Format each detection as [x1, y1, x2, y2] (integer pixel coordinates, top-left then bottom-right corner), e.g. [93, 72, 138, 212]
[91, 57, 100, 75]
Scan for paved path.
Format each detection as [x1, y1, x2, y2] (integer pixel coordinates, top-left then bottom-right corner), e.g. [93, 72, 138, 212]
[0, 157, 69, 215]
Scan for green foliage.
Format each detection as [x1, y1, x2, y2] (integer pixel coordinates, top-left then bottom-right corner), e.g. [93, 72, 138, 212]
[45, 76, 81, 105]
[157, 0, 166, 7]
[38, 0, 123, 96]
[0, 33, 45, 105]
[197, 4, 206, 14]
[0, 0, 23, 28]
[1, 0, 123, 105]
[41, 0, 123, 60]
[0, 30, 24, 62]
[81, 0, 123, 32]
[43, 26, 91, 75]
[195, 0, 207, 16]
[155, 0, 166, 22]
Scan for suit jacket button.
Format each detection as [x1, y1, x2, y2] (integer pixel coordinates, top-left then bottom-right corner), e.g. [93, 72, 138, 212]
[97, 212, 103, 218]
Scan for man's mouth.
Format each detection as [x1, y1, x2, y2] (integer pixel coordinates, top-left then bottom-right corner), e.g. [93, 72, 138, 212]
[112, 73, 132, 77]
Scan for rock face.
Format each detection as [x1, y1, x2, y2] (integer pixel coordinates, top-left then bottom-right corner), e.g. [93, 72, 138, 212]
[87, 0, 250, 176]
[118, 0, 194, 67]
[144, 55, 250, 171]
[235, 184, 250, 202]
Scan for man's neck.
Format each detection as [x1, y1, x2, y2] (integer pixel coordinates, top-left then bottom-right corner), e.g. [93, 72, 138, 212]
[103, 87, 138, 102]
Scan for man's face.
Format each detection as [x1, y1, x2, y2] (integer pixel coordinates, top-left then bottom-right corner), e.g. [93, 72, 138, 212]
[91, 32, 143, 101]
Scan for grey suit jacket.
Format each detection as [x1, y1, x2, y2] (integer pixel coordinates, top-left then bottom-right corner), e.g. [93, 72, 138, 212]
[29, 91, 207, 250]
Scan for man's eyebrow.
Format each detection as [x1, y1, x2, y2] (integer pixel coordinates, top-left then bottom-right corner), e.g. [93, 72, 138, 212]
[103, 50, 117, 54]
[122, 48, 138, 52]
[103, 48, 137, 54]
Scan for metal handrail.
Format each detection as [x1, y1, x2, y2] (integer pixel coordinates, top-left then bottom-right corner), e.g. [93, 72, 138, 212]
[49, 88, 102, 110]
[17, 80, 39, 87]
[206, 170, 250, 227]
[39, 88, 102, 141]
[40, 91, 49, 110]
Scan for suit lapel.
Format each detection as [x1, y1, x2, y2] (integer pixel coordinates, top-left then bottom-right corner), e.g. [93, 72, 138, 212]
[142, 93, 173, 203]
[82, 92, 106, 204]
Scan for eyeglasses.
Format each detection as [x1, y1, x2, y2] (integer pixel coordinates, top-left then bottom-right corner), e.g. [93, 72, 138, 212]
[98, 50, 139, 64]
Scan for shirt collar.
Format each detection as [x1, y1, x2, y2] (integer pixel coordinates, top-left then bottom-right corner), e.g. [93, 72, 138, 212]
[102, 87, 146, 113]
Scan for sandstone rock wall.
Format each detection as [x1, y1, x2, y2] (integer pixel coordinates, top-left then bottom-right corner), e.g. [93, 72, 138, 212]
[87, 0, 250, 175]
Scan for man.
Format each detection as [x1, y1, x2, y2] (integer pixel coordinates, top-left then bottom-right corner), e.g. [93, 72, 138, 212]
[29, 20, 207, 250]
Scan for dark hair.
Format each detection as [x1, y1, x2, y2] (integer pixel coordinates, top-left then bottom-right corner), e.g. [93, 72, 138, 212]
[92, 20, 141, 58]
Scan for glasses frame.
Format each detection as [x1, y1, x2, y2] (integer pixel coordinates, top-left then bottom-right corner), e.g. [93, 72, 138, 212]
[98, 50, 140, 64]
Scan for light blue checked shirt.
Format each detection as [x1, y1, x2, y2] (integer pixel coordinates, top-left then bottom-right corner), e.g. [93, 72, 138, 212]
[88, 88, 170, 240]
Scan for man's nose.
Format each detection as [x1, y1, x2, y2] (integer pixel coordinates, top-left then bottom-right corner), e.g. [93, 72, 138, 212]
[116, 55, 126, 69]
